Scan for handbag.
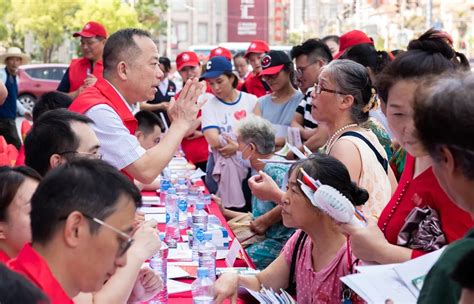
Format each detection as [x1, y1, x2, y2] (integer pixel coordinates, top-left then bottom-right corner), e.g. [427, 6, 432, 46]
[397, 206, 447, 251]
[227, 212, 265, 248]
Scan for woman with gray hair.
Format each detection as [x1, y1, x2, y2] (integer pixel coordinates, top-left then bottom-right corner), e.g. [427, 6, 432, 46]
[309, 59, 397, 217]
[217, 115, 295, 269]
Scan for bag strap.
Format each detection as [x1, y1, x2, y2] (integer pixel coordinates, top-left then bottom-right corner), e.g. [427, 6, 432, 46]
[339, 131, 388, 173]
[287, 231, 308, 295]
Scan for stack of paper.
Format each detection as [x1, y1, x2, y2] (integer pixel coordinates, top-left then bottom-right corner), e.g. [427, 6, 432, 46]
[340, 248, 445, 303]
[245, 286, 296, 304]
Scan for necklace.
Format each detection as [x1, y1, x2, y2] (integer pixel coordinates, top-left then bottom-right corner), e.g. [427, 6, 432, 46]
[324, 123, 358, 153]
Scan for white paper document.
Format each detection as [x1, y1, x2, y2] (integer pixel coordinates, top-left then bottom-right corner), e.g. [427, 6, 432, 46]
[144, 213, 166, 223]
[139, 206, 166, 214]
[167, 279, 192, 294]
[341, 247, 446, 303]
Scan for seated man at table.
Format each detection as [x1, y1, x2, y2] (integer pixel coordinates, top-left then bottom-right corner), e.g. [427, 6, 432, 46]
[135, 110, 163, 150]
[23, 109, 161, 303]
[8, 158, 142, 302]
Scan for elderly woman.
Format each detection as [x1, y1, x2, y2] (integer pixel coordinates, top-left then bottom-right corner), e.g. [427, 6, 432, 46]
[414, 72, 474, 304]
[311, 59, 397, 216]
[249, 60, 397, 220]
[341, 30, 473, 265]
[215, 154, 369, 304]
[219, 115, 294, 269]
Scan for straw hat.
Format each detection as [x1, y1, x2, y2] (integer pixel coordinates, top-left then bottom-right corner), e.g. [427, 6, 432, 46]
[0, 47, 30, 64]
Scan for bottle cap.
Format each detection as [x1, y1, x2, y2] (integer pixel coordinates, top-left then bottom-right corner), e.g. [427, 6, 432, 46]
[167, 187, 177, 194]
[178, 177, 186, 185]
[196, 202, 205, 210]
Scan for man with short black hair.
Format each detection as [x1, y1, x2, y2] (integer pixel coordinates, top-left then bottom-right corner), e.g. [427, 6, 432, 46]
[23, 108, 162, 303]
[290, 39, 332, 151]
[24, 109, 99, 177]
[135, 110, 163, 150]
[69, 28, 203, 183]
[8, 159, 141, 302]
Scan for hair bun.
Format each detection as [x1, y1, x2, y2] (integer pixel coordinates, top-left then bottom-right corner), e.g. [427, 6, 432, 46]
[350, 182, 369, 206]
[408, 29, 455, 60]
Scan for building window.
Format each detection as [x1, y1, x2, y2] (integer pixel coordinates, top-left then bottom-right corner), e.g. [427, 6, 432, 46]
[170, 0, 187, 11]
[196, 0, 208, 13]
[197, 23, 209, 43]
[176, 22, 188, 42]
[216, 23, 222, 43]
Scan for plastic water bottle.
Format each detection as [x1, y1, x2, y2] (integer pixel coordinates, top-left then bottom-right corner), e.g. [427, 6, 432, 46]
[186, 187, 199, 208]
[192, 202, 208, 261]
[176, 177, 189, 196]
[191, 267, 214, 304]
[159, 178, 170, 207]
[177, 195, 188, 229]
[165, 187, 180, 248]
[149, 240, 169, 304]
[198, 232, 217, 281]
[200, 193, 212, 206]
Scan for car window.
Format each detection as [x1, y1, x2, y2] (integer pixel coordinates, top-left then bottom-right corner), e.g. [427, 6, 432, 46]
[24, 67, 67, 81]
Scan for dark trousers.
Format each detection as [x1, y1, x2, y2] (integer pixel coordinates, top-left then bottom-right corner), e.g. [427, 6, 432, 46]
[0, 118, 21, 149]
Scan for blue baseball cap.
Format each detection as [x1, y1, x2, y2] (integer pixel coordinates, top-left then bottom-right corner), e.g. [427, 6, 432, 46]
[199, 56, 232, 81]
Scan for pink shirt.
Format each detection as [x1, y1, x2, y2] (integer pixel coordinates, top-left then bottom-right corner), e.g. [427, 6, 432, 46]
[283, 230, 352, 304]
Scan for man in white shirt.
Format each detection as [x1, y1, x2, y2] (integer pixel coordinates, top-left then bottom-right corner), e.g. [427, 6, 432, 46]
[69, 28, 203, 183]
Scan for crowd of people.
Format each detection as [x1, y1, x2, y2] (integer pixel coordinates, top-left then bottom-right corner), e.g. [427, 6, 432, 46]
[0, 19, 473, 304]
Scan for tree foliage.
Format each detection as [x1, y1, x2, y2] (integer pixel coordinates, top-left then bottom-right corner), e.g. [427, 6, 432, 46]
[9, 0, 81, 62]
[1, 0, 168, 63]
[73, 0, 140, 35]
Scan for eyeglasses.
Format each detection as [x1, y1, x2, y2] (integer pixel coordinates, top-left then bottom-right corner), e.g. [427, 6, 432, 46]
[58, 151, 103, 160]
[58, 213, 134, 257]
[296, 62, 317, 76]
[313, 83, 348, 96]
[82, 213, 134, 257]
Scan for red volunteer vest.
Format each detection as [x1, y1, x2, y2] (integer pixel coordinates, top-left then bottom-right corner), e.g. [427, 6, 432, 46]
[69, 78, 137, 180]
[243, 72, 271, 98]
[68, 58, 104, 92]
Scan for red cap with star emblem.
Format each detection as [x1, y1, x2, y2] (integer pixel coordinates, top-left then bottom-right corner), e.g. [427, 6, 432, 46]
[244, 40, 270, 58]
[73, 21, 108, 38]
[176, 51, 200, 71]
[209, 47, 232, 61]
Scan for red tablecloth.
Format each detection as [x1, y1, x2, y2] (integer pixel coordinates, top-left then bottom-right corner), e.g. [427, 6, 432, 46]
[142, 181, 255, 303]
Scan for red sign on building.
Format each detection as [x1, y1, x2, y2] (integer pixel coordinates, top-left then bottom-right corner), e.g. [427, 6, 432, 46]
[227, 0, 269, 42]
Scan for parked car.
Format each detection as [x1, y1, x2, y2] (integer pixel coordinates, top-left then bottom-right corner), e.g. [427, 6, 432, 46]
[17, 63, 68, 111]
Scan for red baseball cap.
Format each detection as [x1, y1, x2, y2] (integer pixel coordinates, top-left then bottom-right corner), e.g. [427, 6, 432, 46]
[73, 21, 108, 39]
[334, 30, 373, 59]
[244, 40, 270, 58]
[209, 47, 232, 61]
[176, 51, 200, 71]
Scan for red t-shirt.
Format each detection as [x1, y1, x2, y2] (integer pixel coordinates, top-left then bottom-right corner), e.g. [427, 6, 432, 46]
[378, 154, 474, 258]
[8, 244, 74, 304]
[242, 72, 271, 98]
[174, 89, 210, 164]
[0, 250, 10, 264]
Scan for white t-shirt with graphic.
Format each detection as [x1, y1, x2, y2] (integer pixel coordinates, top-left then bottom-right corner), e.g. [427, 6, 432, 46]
[201, 91, 257, 134]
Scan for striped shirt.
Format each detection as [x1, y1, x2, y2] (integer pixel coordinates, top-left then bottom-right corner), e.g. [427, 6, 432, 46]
[295, 88, 318, 129]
